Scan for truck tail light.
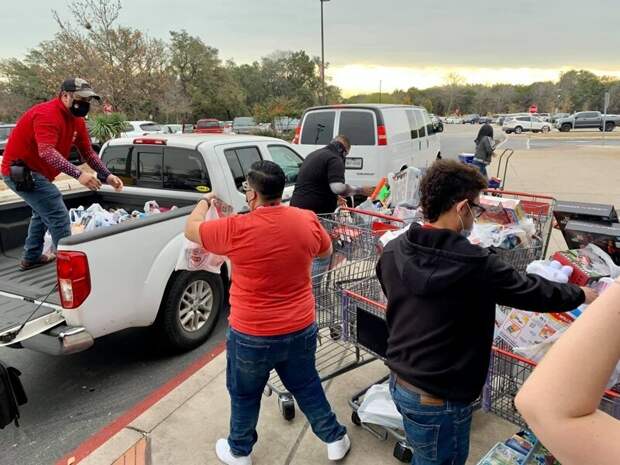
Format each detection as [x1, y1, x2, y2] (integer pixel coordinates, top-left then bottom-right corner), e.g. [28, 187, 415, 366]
[133, 138, 166, 145]
[57, 251, 91, 309]
[377, 125, 388, 146]
[292, 125, 301, 144]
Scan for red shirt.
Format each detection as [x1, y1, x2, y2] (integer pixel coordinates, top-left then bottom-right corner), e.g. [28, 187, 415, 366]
[199, 205, 331, 336]
[1, 98, 92, 181]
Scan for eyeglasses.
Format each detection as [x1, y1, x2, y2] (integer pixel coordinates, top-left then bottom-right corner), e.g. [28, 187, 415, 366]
[468, 201, 486, 219]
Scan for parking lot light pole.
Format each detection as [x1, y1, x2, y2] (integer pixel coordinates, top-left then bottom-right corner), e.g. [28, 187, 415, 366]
[320, 0, 330, 105]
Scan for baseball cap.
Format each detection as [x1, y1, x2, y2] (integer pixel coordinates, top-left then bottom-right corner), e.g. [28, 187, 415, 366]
[60, 78, 101, 100]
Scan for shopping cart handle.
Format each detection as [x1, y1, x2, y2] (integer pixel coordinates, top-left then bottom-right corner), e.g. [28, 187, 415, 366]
[338, 206, 405, 223]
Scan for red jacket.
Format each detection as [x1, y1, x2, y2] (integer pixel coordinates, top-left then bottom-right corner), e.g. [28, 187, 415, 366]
[1, 98, 92, 181]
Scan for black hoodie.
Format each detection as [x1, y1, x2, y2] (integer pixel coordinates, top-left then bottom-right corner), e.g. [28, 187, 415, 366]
[376, 223, 585, 403]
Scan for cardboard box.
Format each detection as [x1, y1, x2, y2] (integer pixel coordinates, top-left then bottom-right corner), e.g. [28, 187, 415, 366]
[553, 201, 617, 232]
[553, 249, 610, 285]
[479, 196, 526, 225]
[563, 220, 620, 265]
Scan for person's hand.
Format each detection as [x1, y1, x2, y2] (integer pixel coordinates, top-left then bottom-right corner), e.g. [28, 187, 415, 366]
[337, 196, 348, 208]
[106, 174, 124, 192]
[78, 172, 102, 191]
[581, 286, 599, 305]
[359, 186, 376, 197]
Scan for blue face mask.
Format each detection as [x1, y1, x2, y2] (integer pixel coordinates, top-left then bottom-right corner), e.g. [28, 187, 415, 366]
[458, 203, 475, 238]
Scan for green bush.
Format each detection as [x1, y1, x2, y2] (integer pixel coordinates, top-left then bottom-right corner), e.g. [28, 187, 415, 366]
[90, 113, 128, 144]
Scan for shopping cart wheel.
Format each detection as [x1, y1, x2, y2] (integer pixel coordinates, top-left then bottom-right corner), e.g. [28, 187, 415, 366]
[329, 325, 341, 340]
[351, 411, 362, 426]
[393, 442, 413, 463]
[278, 395, 295, 421]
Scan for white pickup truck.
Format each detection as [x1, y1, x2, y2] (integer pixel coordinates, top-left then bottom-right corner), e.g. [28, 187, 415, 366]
[0, 134, 305, 355]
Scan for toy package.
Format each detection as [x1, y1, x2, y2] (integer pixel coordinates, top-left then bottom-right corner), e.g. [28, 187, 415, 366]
[479, 195, 526, 225]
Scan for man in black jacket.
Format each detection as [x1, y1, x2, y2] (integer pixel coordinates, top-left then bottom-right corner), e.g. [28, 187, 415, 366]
[376, 160, 597, 465]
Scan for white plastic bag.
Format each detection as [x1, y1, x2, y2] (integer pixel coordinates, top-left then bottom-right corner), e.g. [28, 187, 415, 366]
[175, 205, 226, 273]
[43, 232, 54, 256]
[357, 383, 404, 430]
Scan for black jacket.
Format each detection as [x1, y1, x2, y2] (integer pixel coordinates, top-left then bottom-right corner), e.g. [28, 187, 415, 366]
[376, 224, 585, 403]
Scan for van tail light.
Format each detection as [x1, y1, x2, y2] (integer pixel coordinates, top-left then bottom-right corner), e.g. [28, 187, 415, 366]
[292, 125, 301, 144]
[57, 251, 91, 309]
[377, 125, 388, 146]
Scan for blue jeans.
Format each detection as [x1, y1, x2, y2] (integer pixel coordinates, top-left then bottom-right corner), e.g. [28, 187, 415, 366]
[471, 160, 488, 178]
[390, 377, 473, 465]
[226, 323, 346, 457]
[3, 173, 71, 262]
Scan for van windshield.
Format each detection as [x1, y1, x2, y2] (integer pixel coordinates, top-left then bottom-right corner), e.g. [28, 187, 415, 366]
[301, 111, 335, 145]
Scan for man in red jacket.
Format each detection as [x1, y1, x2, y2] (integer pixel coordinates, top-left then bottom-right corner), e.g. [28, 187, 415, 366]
[1, 78, 123, 271]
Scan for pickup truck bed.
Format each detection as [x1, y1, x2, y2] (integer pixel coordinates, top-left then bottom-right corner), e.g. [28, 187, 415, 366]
[0, 188, 196, 342]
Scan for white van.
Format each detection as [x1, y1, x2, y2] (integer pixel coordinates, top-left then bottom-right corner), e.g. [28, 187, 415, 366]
[292, 104, 441, 185]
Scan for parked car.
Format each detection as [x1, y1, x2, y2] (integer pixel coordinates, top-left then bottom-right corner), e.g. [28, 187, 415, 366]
[195, 118, 224, 134]
[503, 116, 552, 134]
[232, 117, 259, 134]
[462, 114, 481, 124]
[162, 124, 183, 134]
[222, 121, 233, 134]
[121, 121, 164, 138]
[445, 116, 464, 124]
[555, 111, 620, 132]
[292, 104, 440, 186]
[0, 124, 16, 156]
[536, 113, 551, 122]
[0, 133, 306, 356]
[478, 116, 492, 124]
[429, 114, 444, 133]
[273, 116, 300, 133]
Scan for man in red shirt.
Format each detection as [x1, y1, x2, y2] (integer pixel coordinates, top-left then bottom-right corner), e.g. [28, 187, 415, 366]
[185, 161, 350, 465]
[1, 78, 123, 271]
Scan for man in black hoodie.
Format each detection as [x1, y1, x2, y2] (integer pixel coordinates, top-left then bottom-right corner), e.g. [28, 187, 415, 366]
[376, 160, 597, 465]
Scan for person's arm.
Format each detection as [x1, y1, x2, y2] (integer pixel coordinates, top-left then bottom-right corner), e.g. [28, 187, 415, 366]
[329, 182, 374, 197]
[486, 254, 592, 312]
[515, 280, 620, 465]
[75, 120, 116, 185]
[185, 195, 234, 255]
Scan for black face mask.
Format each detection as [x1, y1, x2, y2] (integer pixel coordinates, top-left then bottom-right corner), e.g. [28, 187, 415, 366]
[70, 100, 90, 117]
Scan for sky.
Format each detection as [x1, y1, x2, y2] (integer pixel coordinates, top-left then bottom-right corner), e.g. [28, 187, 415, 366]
[2, 0, 620, 95]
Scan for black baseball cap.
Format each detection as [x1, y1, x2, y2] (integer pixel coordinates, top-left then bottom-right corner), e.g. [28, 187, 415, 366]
[60, 78, 101, 101]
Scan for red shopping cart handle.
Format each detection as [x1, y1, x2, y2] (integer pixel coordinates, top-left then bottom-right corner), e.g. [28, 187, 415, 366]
[338, 206, 405, 223]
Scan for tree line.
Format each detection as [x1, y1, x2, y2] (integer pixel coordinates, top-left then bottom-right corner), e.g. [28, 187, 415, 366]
[0, 0, 340, 124]
[345, 70, 620, 116]
[1, 0, 618, 124]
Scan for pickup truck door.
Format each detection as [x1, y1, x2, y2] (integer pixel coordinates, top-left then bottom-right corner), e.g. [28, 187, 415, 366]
[258, 142, 303, 203]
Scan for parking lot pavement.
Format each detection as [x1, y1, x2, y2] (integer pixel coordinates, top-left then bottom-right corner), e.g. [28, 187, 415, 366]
[80, 353, 517, 465]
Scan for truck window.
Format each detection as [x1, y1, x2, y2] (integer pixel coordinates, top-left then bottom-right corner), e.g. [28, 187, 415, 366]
[301, 111, 335, 145]
[137, 149, 164, 187]
[224, 146, 263, 191]
[338, 111, 375, 146]
[101, 146, 132, 177]
[267, 145, 303, 185]
[164, 147, 212, 192]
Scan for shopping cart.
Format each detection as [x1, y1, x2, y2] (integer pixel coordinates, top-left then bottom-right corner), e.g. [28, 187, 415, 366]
[483, 340, 620, 428]
[483, 190, 557, 273]
[264, 208, 404, 421]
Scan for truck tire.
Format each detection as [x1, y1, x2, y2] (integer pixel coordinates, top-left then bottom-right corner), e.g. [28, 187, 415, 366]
[605, 122, 615, 132]
[157, 271, 224, 352]
[560, 124, 571, 132]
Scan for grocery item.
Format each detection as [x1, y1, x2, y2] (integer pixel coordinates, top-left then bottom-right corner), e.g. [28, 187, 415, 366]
[479, 195, 526, 225]
[526, 260, 573, 283]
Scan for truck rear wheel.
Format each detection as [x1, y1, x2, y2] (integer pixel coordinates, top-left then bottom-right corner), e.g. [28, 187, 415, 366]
[157, 271, 224, 352]
[605, 122, 615, 132]
[560, 124, 571, 132]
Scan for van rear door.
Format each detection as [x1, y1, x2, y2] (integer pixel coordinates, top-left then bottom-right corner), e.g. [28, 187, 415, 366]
[336, 109, 378, 184]
[297, 110, 337, 156]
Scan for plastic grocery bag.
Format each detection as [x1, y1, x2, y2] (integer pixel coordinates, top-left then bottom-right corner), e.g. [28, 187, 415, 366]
[42, 232, 54, 256]
[175, 205, 226, 274]
[357, 383, 404, 430]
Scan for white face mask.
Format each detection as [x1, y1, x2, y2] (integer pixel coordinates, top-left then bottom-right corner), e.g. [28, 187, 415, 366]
[458, 203, 475, 238]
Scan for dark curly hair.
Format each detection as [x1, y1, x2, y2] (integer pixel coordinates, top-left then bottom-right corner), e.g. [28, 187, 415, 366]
[420, 160, 488, 222]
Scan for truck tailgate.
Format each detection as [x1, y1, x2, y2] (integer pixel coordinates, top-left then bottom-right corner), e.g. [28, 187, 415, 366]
[0, 293, 64, 345]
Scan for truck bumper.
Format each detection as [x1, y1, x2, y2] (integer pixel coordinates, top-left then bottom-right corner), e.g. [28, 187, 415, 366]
[20, 325, 94, 355]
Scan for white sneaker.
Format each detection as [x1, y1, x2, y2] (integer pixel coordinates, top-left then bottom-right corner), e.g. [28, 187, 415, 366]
[327, 434, 351, 461]
[215, 438, 252, 465]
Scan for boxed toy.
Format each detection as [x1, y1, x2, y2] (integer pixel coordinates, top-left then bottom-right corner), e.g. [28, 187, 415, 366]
[563, 220, 620, 265]
[552, 249, 609, 286]
[553, 200, 617, 232]
[479, 195, 526, 225]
